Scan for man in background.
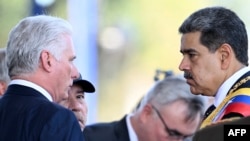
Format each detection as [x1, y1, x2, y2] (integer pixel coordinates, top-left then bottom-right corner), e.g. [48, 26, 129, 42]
[0, 48, 10, 96]
[59, 73, 95, 131]
[84, 76, 206, 141]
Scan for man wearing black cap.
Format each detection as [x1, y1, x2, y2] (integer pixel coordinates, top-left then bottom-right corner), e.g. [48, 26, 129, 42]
[59, 73, 95, 131]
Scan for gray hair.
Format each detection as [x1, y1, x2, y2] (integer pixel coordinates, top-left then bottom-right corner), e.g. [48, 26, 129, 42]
[138, 76, 206, 122]
[0, 48, 10, 83]
[6, 15, 73, 78]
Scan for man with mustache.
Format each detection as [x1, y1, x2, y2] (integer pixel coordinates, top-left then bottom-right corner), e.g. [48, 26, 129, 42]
[59, 73, 95, 131]
[178, 6, 250, 129]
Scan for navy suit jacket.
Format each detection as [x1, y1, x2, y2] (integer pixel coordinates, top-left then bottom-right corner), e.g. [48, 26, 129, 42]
[84, 115, 130, 141]
[0, 84, 84, 141]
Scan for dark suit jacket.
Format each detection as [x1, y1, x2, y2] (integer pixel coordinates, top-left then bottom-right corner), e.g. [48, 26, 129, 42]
[0, 84, 84, 141]
[84, 115, 130, 141]
[193, 116, 250, 141]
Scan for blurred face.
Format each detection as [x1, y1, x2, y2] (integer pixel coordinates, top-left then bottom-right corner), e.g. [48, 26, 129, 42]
[141, 101, 201, 141]
[52, 35, 78, 102]
[178, 32, 223, 96]
[59, 84, 88, 131]
[0, 81, 8, 96]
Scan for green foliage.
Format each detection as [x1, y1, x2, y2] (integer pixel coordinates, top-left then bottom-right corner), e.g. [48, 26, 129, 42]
[0, 0, 29, 48]
[0, 0, 67, 48]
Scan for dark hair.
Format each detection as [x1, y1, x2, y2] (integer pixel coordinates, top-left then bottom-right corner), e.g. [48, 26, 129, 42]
[179, 6, 248, 66]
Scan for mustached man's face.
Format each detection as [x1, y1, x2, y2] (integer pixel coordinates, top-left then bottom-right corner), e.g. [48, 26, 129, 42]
[179, 32, 224, 96]
[59, 84, 88, 131]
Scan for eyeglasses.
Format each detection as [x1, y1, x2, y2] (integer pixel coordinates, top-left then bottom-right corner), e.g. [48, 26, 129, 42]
[151, 105, 193, 140]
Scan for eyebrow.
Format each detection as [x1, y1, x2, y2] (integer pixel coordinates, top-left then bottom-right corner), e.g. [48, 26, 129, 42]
[76, 90, 84, 93]
[180, 48, 197, 54]
[170, 130, 193, 137]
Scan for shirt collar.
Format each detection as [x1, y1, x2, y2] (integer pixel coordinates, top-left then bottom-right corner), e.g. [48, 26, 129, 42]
[214, 67, 250, 107]
[126, 113, 138, 141]
[9, 79, 53, 102]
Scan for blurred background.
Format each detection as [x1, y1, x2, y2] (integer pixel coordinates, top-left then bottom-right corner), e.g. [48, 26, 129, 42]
[1, 0, 250, 125]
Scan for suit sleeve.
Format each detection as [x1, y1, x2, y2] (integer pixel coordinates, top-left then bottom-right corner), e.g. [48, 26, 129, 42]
[40, 108, 84, 141]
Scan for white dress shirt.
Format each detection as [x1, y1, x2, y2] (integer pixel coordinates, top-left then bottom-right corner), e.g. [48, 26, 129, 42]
[126, 113, 138, 141]
[9, 79, 53, 102]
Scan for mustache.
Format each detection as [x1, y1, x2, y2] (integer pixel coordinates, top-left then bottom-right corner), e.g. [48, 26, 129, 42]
[184, 72, 192, 79]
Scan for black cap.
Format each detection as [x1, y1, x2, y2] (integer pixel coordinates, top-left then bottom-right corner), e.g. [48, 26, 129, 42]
[73, 74, 95, 93]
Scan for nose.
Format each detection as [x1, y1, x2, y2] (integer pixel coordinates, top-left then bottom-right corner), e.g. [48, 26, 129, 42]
[179, 60, 185, 71]
[178, 58, 189, 71]
[71, 64, 79, 80]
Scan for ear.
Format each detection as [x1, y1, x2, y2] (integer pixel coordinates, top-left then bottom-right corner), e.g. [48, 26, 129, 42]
[40, 50, 54, 72]
[218, 43, 232, 70]
[140, 104, 153, 123]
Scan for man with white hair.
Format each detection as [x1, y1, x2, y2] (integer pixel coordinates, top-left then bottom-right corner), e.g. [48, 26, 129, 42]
[0, 15, 84, 141]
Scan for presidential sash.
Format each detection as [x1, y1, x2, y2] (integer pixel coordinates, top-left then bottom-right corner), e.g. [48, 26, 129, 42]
[200, 76, 250, 129]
